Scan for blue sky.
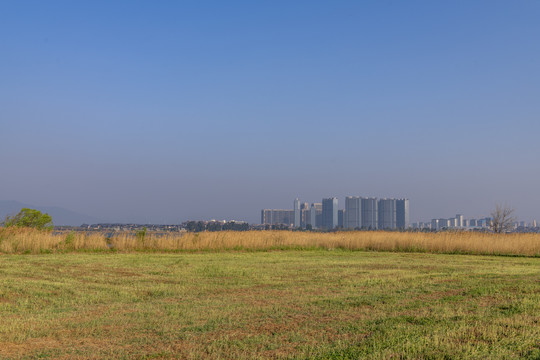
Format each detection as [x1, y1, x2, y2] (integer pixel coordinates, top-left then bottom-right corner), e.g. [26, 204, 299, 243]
[1, 1, 539, 223]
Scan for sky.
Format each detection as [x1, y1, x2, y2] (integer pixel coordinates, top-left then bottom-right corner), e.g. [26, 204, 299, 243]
[1, 1, 539, 224]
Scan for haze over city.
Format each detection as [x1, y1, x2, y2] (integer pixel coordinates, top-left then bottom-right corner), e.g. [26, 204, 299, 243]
[2, 1, 539, 224]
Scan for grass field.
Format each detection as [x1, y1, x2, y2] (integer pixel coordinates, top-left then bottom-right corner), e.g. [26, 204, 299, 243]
[0, 250, 539, 359]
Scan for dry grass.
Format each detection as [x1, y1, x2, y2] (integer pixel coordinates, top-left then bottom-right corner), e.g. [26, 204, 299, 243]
[1, 228, 539, 256]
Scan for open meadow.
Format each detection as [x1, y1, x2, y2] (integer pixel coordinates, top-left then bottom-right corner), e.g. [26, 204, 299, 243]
[0, 248, 539, 359]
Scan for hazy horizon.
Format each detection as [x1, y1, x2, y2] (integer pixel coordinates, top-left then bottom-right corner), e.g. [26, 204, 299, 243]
[2, 1, 539, 224]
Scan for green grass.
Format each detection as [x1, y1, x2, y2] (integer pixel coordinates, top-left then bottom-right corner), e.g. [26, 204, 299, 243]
[0, 251, 539, 359]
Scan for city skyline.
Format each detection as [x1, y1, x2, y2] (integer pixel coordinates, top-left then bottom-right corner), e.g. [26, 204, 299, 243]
[262, 196, 410, 230]
[262, 197, 537, 231]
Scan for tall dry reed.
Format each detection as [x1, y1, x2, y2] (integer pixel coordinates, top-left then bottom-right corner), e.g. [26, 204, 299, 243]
[0, 228, 539, 256]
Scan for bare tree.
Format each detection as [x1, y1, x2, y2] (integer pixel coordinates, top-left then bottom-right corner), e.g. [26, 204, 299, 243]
[489, 203, 515, 233]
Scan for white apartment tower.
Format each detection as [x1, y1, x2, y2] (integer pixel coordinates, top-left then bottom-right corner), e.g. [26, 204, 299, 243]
[293, 198, 301, 228]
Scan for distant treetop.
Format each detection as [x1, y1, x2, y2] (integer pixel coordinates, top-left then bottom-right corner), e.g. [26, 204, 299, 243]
[3, 208, 53, 230]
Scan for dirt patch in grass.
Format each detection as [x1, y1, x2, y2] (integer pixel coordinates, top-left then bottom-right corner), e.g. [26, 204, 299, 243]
[0, 338, 62, 358]
[435, 278, 460, 283]
[210, 286, 298, 307]
[476, 295, 501, 307]
[415, 288, 465, 301]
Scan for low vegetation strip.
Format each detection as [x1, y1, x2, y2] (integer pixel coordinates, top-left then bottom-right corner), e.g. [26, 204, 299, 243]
[0, 251, 538, 359]
[0, 228, 539, 256]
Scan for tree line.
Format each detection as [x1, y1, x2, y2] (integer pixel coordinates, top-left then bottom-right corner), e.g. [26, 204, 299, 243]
[183, 221, 249, 232]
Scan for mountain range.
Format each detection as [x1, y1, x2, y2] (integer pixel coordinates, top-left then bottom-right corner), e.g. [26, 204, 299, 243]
[0, 200, 103, 226]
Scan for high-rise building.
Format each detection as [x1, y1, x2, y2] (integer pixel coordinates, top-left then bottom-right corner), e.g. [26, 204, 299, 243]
[261, 209, 272, 225]
[378, 199, 396, 229]
[260, 209, 294, 226]
[439, 218, 450, 229]
[322, 197, 338, 230]
[315, 204, 323, 228]
[396, 199, 410, 229]
[344, 196, 362, 229]
[293, 198, 301, 228]
[309, 203, 322, 229]
[338, 209, 344, 228]
[362, 198, 378, 229]
[300, 202, 310, 228]
[431, 219, 439, 230]
[455, 214, 464, 228]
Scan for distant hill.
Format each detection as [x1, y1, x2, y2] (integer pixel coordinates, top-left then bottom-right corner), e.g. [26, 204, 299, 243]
[0, 200, 104, 226]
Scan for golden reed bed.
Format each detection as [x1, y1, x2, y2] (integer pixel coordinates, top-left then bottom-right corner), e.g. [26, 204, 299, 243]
[1, 228, 539, 256]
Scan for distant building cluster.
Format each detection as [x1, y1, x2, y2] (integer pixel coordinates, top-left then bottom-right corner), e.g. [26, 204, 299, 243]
[412, 217, 539, 231]
[261, 197, 410, 230]
[72, 220, 248, 233]
[78, 223, 185, 232]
